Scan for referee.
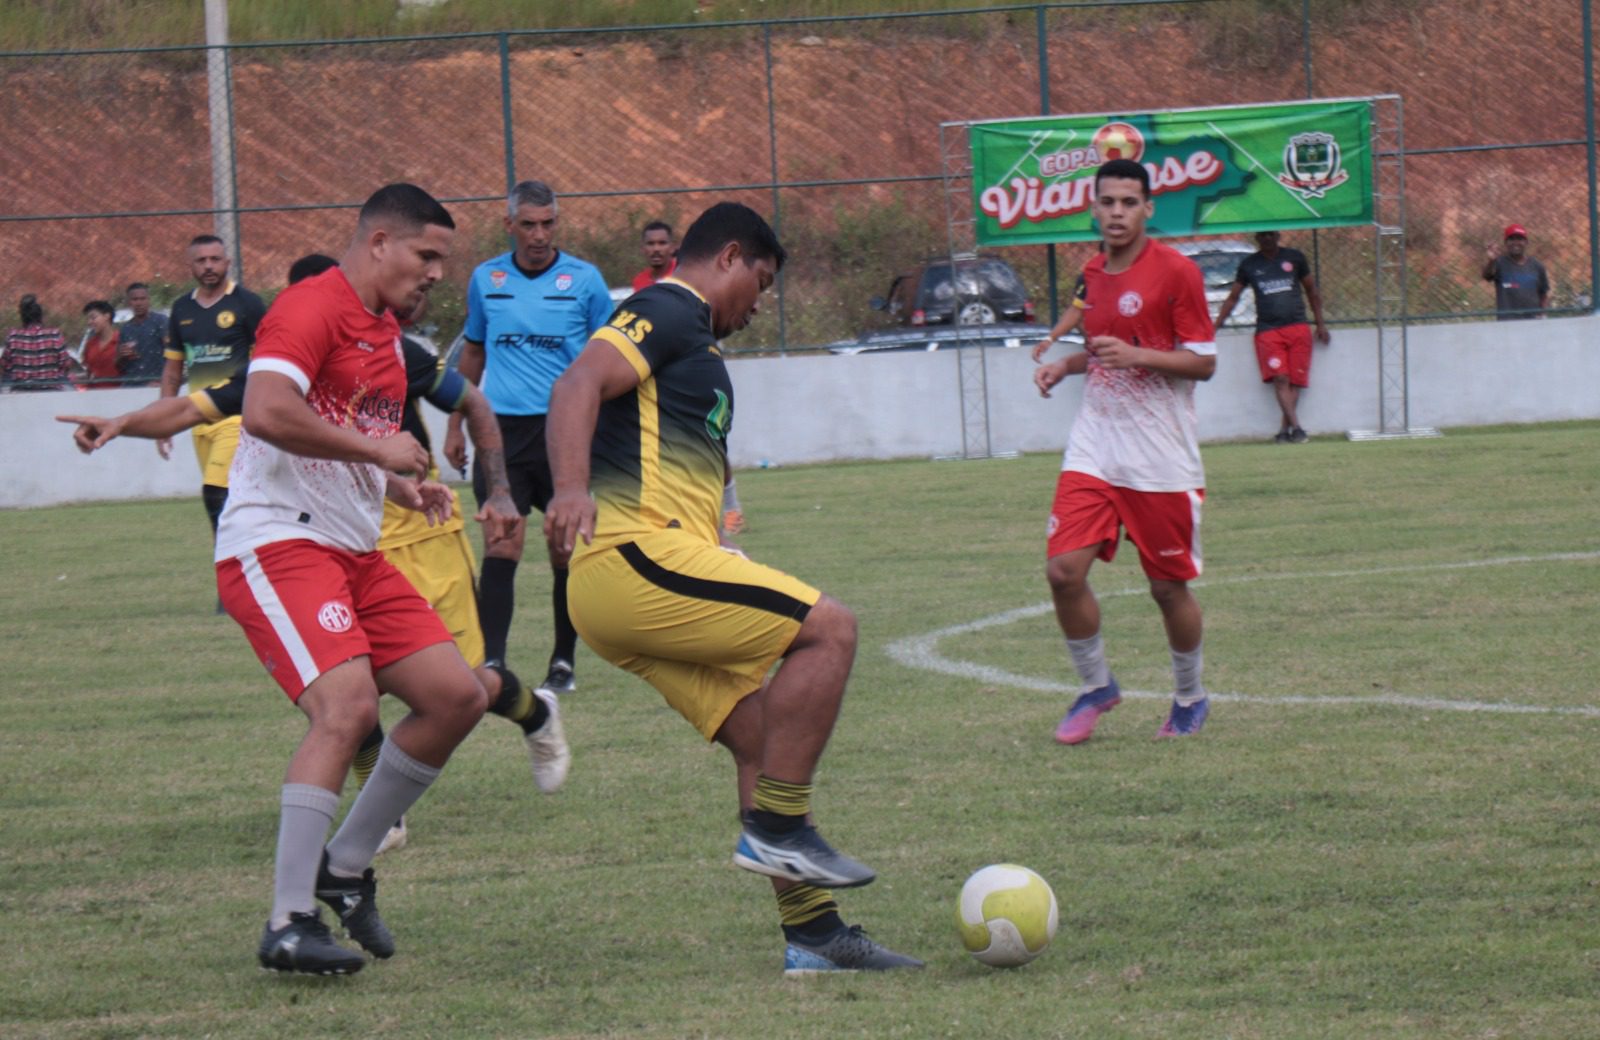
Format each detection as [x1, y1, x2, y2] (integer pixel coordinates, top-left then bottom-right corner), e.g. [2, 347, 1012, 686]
[446, 180, 613, 694]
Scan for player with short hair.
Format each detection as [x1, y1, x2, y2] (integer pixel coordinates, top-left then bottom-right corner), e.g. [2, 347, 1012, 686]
[446, 179, 614, 696]
[543, 201, 922, 975]
[1033, 158, 1218, 745]
[630, 220, 677, 291]
[160, 233, 266, 538]
[218, 183, 511, 975]
[1213, 230, 1330, 443]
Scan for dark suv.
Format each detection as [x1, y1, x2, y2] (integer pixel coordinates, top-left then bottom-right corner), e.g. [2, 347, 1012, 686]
[871, 254, 1035, 326]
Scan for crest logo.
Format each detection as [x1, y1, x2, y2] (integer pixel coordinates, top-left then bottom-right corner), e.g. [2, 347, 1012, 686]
[1281, 260, 1294, 272]
[1117, 291, 1143, 317]
[317, 600, 353, 633]
[555, 274, 573, 292]
[1277, 131, 1349, 199]
[216, 310, 237, 329]
[490, 270, 507, 290]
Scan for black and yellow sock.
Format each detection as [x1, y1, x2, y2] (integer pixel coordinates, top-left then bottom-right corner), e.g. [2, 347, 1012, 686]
[749, 775, 812, 835]
[777, 883, 843, 941]
[487, 663, 548, 734]
[353, 722, 384, 790]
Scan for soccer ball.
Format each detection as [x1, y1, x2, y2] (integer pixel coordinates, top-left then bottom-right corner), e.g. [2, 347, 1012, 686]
[955, 864, 1059, 968]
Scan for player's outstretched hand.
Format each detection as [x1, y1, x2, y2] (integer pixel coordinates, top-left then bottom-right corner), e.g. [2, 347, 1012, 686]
[372, 432, 430, 476]
[415, 479, 455, 527]
[543, 488, 596, 556]
[442, 423, 468, 476]
[57, 413, 124, 454]
[1033, 359, 1071, 398]
[475, 489, 521, 546]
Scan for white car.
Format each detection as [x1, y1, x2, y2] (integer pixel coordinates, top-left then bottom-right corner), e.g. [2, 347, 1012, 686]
[1172, 239, 1255, 330]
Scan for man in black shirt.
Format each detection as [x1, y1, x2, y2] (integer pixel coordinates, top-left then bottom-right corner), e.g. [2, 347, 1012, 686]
[1481, 224, 1550, 321]
[1214, 231, 1330, 443]
[117, 282, 168, 385]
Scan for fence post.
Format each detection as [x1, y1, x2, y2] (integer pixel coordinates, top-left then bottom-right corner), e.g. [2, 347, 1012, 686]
[1038, 4, 1059, 325]
[204, 0, 241, 279]
[763, 22, 787, 353]
[1585, 0, 1598, 310]
[499, 33, 517, 196]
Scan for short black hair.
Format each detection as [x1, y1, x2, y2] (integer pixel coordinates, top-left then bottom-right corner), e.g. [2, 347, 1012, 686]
[288, 253, 339, 285]
[1095, 158, 1151, 198]
[125, 282, 149, 295]
[642, 220, 673, 239]
[360, 183, 455, 233]
[677, 203, 785, 271]
[189, 233, 224, 250]
[18, 294, 43, 325]
[82, 299, 114, 318]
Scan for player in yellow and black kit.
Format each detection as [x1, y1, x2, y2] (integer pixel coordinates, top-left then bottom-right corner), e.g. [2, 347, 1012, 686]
[544, 202, 921, 975]
[160, 234, 266, 538]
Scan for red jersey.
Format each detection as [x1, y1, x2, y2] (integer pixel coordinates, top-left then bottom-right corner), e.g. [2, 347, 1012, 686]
[1064, 239, 1216, 492]
[215, 268, 408, 560]
[81, 332, 122, 386]
[631, 258, 677, 291]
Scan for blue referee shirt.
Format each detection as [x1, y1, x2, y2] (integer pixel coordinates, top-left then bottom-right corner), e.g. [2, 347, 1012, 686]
[465, 249, 614, 415]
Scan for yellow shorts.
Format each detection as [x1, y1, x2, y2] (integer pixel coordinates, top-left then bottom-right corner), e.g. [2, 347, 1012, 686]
[192, 414, 242, 488]
[569, 527, 820, 741]
[382, 525, 485, 669]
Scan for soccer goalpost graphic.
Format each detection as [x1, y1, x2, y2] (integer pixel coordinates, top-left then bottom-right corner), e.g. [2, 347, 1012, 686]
[938, 94, 1435, 458]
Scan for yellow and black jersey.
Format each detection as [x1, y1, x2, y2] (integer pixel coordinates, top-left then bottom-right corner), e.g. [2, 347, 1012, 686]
[166, 282, 266, 390]
[580, 278, 732, 554]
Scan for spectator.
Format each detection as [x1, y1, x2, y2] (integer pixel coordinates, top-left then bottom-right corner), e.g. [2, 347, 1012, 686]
[3, 294, 71, 391]
[80, 300, 123, 389]
[630, 220, 677, 291]
[117, 282, 169, 384]
[1213, 231, 1330, 444]
[1482, 224, 1550, 321]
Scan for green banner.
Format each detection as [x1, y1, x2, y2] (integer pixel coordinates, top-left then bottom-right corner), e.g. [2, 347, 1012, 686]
[969, 99, 1372, 245]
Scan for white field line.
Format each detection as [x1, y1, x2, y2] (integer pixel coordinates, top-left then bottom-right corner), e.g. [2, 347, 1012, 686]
[885, 551, 1600, 717]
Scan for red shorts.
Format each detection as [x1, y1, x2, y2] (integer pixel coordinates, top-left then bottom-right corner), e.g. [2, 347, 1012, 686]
[1254, 323, 1313, 387]
[216, 539, 453, 702]
[1046, 470, 1204, 582]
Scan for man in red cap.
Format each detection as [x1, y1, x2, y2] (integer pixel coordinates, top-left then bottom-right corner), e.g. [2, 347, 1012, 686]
[1482, 224, 1550, 320]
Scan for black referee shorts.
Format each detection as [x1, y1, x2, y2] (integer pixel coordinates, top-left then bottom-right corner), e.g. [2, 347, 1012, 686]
[473, 413, 554, 517]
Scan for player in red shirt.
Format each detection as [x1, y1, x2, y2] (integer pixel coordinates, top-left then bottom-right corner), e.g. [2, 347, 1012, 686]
[1033, 158, 1218, 744]
[217, 184, 517, 975]
[630, 219, 678, 291]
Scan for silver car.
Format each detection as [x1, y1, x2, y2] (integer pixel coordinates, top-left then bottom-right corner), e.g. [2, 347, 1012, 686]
[1171, 239, 1255, 329]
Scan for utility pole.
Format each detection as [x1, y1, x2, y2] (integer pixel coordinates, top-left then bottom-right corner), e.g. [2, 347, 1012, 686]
[205, 0, 242, 278]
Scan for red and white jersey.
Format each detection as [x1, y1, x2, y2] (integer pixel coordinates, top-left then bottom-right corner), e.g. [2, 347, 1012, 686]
[1063, 239, 1216, 492]
[214, 268, 408, 561]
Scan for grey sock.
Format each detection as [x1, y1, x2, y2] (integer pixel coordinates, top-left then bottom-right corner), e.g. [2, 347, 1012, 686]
[325, 737, 440, 877]
[1066, 632, 1111, 691]
[270, 784, 340, 929]
[1171, 644, 1205, 705]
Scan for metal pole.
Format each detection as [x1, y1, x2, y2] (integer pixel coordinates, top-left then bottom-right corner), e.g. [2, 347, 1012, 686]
[763, 22, 787, 353]
[1038, 5, 1059, 325]
[1303, 0, 1321, 286]
[1584, 0, 1598, 311]
[204, 0, 241, 279]
[498, 33, 516, 195]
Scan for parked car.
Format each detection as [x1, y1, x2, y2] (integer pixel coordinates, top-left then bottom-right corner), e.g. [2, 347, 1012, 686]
[871, 254, 1035, 327]
[1171, 239, 1255, 328]
[827, 323, 1081, 356]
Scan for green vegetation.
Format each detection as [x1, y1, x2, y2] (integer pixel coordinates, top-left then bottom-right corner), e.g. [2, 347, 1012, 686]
[2, 421, 1598, 1037]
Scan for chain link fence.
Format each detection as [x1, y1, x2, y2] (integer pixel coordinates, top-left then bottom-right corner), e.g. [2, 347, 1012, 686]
[0, 0, 1594, 381]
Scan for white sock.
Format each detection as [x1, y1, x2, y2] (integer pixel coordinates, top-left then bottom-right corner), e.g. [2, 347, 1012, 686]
[325, 738, 440, 877]
[1066, 633, 1111, 692]
[1171, 644, 1205, 705]
[270, 784, 339, 929]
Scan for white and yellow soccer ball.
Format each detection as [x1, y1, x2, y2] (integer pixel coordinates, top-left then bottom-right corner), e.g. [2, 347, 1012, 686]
[955, 864, 1059, 968]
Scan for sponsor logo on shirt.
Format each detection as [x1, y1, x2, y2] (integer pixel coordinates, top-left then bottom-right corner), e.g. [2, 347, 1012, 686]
[1118, 291, 1144, 317]
[317, 600, 354, 633]
[493, 332, 566, 351]
[555, 274, 573, 291]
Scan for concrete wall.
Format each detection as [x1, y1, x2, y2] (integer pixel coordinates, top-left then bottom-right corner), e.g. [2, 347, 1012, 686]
[6, 313, 1597, 508]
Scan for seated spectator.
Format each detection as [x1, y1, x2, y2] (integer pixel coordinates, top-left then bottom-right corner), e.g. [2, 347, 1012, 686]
[3, 294, 71, 391]
[80, 300, 123, 389]
[117, 282, 168, 384]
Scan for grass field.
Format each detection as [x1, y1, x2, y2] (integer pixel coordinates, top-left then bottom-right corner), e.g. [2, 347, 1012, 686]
[2, 422, 1598, 1039]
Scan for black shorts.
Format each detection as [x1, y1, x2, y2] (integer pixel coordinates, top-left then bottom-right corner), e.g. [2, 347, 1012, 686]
[474, 413, 553, 517]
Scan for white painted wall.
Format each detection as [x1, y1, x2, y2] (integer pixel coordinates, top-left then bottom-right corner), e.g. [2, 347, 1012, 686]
[5, 313, 1596, 508]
